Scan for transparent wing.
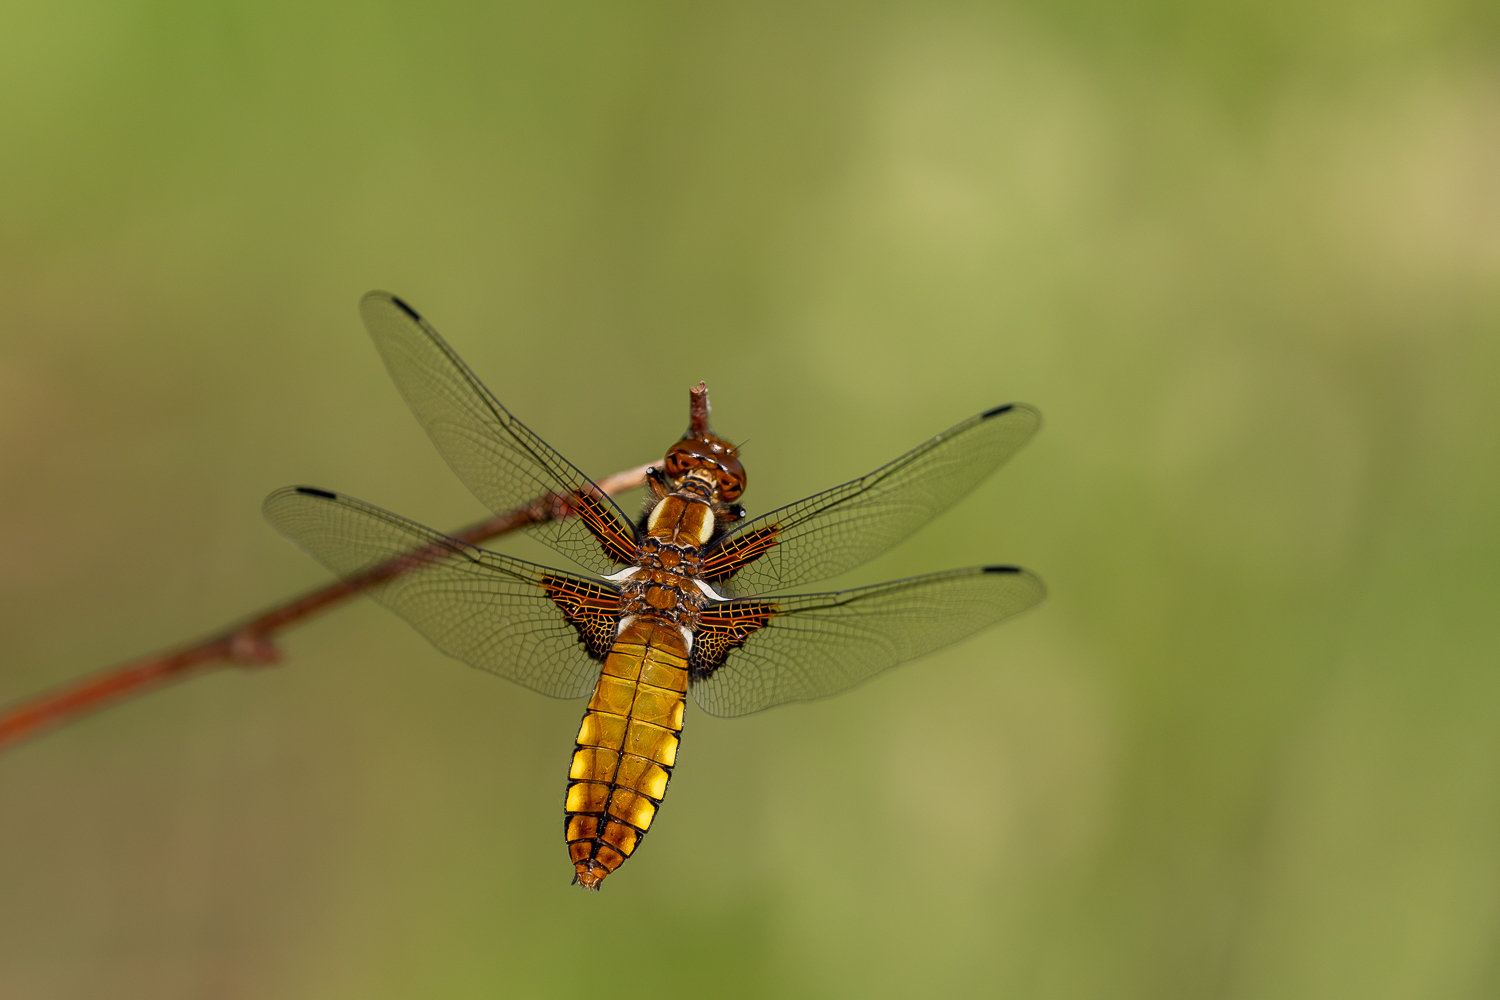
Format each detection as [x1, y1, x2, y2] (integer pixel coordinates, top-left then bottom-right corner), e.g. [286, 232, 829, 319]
[264, 486, 620, 700]
[689, 566, 1045, 717]
[360, 291, 639, 576]
[702, 405, 1041, 595]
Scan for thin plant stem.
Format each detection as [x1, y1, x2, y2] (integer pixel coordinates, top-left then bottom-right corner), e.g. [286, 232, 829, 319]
[0, 461, 656, 753]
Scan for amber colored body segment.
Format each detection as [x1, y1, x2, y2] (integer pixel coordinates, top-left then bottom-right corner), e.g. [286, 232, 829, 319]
[565, 618, 688, 889]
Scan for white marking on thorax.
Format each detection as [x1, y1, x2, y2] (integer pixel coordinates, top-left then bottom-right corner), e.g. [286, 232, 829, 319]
[678, 626, 694, 654]
[602, 566, 640, 582]
[686, 509, 714, 546]
[646, 498, 670, 533]
[616, 614, 638, 636]
[693, 579, 727, 602]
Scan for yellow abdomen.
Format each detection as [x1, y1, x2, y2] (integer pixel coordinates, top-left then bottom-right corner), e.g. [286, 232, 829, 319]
[565, 618, 687, 889]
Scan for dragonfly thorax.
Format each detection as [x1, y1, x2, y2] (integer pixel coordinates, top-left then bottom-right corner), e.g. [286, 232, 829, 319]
[645, 494, 714, 548]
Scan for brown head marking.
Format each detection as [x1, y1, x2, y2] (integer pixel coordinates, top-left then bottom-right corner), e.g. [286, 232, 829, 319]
[664, 435, 745, 501]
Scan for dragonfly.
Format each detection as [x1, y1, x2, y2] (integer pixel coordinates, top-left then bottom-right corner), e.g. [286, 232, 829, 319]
[264, 292, 1045, 890]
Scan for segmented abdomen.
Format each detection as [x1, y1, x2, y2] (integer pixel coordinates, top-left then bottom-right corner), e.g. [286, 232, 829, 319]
[565, 618, 687, 889]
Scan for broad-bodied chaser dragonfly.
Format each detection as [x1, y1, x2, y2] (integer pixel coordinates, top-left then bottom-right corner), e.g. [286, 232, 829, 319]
[265, 292, 1045, 889]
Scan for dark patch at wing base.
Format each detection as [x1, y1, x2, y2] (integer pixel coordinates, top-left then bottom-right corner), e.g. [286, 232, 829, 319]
[541, 575, 622, 659]
[690, 600, 778, 679]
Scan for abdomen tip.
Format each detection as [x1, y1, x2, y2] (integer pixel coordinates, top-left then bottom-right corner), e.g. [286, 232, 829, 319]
[573, 863, 608, 890]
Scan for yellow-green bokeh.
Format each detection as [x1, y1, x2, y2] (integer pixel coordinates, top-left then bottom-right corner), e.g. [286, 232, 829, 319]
[2, 2, 1498, 997]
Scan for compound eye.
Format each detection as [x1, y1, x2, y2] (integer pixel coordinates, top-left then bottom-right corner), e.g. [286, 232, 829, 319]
[717, 472, 743, 501]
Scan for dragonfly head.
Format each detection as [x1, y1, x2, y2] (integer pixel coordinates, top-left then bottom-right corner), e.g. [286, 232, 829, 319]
[663, 434, 746, 503]
[641, 382, 748, 539]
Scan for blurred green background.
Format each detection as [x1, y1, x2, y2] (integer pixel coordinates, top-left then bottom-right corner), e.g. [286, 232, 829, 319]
[2, 1, 1499, 997]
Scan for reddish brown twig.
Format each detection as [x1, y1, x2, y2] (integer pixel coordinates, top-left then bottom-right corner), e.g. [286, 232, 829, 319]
[0, 461, 656, 753]
[687, 381, 712, 437]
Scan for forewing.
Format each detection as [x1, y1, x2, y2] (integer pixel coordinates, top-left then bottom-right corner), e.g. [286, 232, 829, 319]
[689, 566, 1045, 717]
[263, 486, 619, 699]
[702, 405, 1040, 594]
[360, 291, 639, 575]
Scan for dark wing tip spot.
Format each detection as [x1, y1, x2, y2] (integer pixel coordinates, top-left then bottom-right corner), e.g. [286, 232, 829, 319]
[391, 296, 422, 321]
[295, 487, 338, 500]
[980, 404, 1014, 419]
[983, 565, 1021, 574]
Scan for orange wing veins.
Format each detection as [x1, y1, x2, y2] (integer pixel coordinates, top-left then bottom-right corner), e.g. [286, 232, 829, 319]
[701, 524, 780, 583]
[568, 490, 638, 566]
